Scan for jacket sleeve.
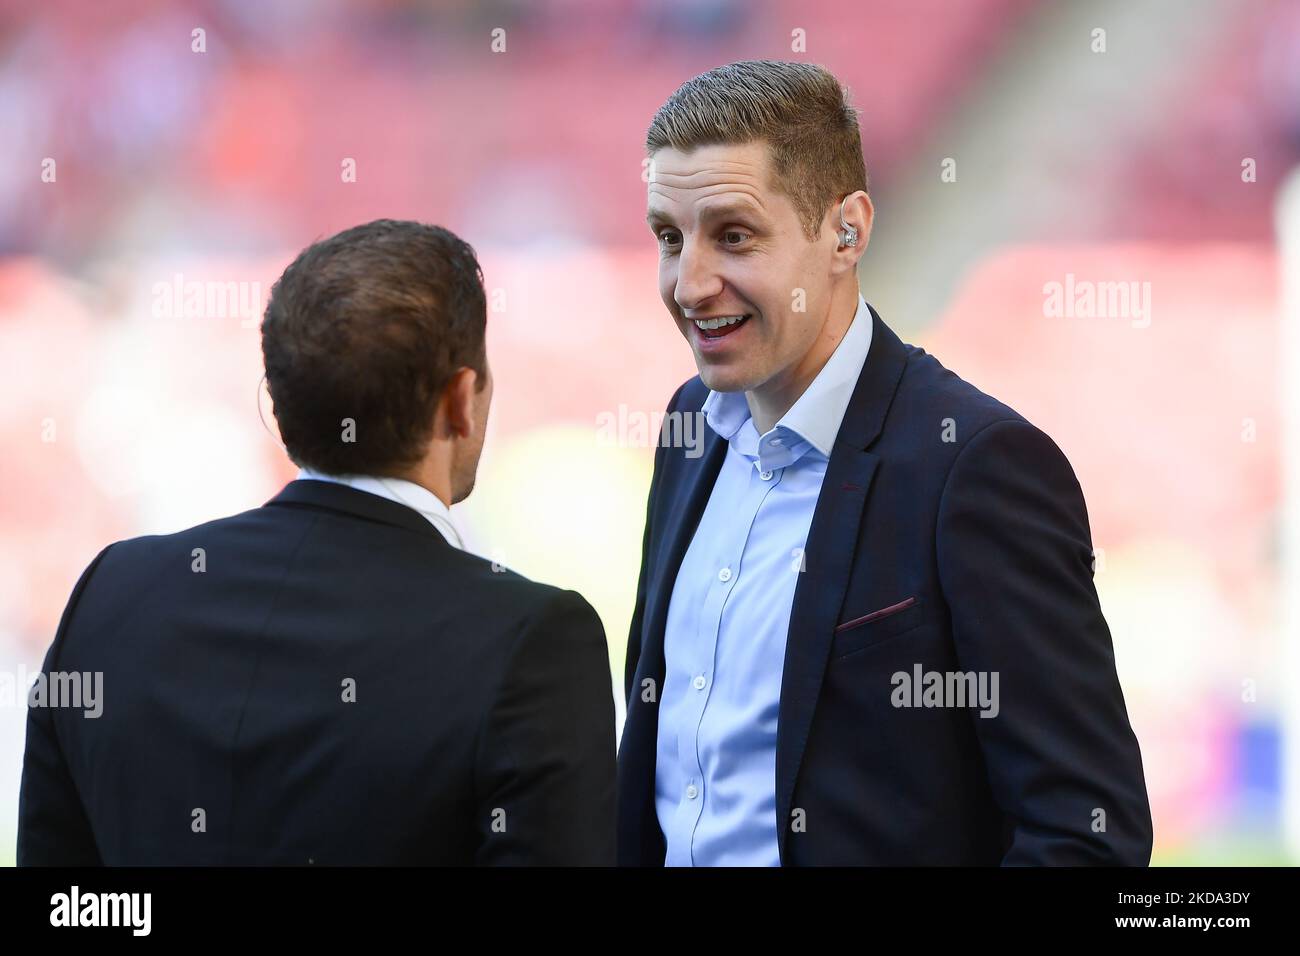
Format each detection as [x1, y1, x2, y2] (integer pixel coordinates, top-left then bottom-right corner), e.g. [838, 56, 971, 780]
[473, 588, 616, 865]
[18, 545, 113, 866]
[935, 419, 1153, 865]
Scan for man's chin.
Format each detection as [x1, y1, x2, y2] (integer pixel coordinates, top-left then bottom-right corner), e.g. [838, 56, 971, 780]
[451, 475, 475, 505]
[697, 364, 758, 394]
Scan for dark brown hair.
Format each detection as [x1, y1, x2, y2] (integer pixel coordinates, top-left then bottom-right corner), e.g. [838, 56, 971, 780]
[646, 60, 869, 240]
[261, 219, 487, 475]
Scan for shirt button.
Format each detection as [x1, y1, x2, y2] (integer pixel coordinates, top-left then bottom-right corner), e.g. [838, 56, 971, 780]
[693, 674, 706, 690]
[770, 437, 784, 446]
[686, 785, 699, 799]
[759, 470, 773, 480]
[718, 567, 732, 582]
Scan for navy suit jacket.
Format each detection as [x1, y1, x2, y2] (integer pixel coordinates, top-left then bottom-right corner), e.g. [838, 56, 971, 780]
[617, 305, 1153, 865]
[19, 479, 616, 865]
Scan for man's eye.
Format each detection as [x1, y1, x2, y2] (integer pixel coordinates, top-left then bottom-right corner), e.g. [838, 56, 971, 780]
[658, 231, 681, 247]
[722, 231, 750, 245]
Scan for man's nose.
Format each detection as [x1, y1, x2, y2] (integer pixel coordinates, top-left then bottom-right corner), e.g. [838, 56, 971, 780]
[674, 243, 723, 312]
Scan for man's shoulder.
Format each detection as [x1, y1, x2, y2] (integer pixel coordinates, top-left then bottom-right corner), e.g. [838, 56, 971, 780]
[90, 502, 591, 626]
[888, 343, 1083, 497]
[894, 343, 1027, 437]
[89, 506, 270, 573]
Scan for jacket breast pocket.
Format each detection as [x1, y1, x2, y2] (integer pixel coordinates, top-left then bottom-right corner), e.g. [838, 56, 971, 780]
[830, 597, 928, 660]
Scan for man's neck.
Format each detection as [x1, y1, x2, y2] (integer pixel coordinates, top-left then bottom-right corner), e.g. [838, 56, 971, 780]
[745, 284, 860, 435]
[390, 456, 454, 509]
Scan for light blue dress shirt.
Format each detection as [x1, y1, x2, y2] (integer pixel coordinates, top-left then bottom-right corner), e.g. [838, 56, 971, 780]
[654, 294, 875, 866]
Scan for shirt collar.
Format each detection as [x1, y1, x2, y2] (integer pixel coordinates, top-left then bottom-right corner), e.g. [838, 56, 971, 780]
[702, 294, 875, 471]
[294, 467, 462, 549]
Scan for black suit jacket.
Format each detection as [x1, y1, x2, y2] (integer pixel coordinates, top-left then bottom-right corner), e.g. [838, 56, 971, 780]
[19, 479, 616, 865]
[618, 305, 1153, 865]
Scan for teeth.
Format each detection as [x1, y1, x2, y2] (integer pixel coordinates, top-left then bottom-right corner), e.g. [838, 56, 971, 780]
[694, 315, 746, 331]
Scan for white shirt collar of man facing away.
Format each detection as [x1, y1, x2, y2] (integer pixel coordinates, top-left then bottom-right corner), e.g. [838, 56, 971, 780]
[295, 467, 463, 550]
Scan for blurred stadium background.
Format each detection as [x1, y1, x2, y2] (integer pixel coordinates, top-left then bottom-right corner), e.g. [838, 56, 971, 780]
[2, 0, 1299, 865]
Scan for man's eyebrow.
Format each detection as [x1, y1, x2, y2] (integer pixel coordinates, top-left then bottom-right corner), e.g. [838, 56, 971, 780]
[645, 202, 764, 227]
[696, 201, 763, 224]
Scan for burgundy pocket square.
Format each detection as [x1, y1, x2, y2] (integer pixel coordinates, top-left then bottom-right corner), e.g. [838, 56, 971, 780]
[834, 596, 916, 633]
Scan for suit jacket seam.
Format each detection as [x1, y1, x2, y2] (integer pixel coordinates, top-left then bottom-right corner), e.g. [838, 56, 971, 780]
[934, 417, 1028, 538]
[472, 587, 577, 863]
[45, 543, 116, 677]
[37, 541, 117, 864]
[224, 511, 321, 863]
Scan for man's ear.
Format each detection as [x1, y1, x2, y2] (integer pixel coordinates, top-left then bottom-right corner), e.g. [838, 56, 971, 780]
[831, 190, 874, 274]
[438, 367, 479, 440]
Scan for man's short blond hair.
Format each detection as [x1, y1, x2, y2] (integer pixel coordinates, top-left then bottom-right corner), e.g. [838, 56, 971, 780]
[646, 60, 869, 241]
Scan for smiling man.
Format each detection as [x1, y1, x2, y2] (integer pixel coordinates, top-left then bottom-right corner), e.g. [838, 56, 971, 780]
[617, 60, 1153, 866]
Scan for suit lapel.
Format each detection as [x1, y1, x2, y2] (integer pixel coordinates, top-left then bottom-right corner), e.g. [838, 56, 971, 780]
[620, 406, 726, 864]
[775, 305, 910, 863]
[638, 425, 728, 687]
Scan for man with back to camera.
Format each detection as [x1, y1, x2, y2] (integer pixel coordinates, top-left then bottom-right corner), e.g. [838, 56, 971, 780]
[19, 219, 616, 865]
[618, 61, 1153, 865]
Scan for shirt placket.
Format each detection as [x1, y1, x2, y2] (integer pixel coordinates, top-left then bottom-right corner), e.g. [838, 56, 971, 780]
[681, 455, 785, 864]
